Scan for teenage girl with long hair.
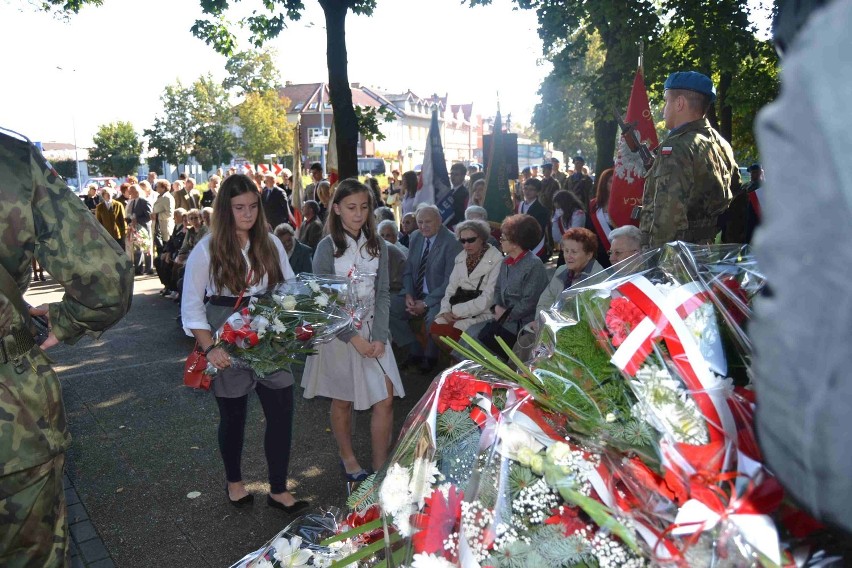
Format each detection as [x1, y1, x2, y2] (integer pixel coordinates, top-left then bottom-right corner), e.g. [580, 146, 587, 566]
[302, 178, 404, 481]
[181, 173, 307, 513]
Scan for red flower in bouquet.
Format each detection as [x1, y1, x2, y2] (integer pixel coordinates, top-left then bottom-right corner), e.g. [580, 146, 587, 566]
[345, 504, 385, 544]
[545, 505, 587, 536]
[437, 371, 492, 413]
[295, 324, 314, 341]
[412, 486, 464, 557]
[605, 297, 645, 347]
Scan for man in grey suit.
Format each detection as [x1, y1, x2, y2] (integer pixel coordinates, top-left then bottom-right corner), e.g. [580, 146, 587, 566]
[390, 205, 462, 373]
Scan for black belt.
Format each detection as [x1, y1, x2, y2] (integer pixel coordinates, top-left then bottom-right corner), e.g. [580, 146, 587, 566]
[1, 327, 36, 364]
[206, 295, 255, 308]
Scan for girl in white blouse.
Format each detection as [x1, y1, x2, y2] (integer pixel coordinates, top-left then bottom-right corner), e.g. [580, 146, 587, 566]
[182, 174, 306, 514]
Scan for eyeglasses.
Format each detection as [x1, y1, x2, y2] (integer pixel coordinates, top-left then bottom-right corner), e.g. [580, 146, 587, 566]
[608, 249, 638, 257]
[458, 237, 478, 244]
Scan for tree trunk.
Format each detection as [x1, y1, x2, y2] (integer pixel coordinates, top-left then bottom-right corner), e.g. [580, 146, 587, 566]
[321, 0, 358, 180]
[593, 119, 617, 179]
[717, 70, 733, 142]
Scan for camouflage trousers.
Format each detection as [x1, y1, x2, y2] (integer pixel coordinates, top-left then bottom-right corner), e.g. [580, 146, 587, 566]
[0, 454, 68, 568]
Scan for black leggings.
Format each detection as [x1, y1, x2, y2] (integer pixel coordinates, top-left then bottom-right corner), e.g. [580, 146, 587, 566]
[215, 383, 294, 494]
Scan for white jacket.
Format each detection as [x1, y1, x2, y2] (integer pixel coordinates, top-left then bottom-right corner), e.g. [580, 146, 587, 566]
[436, 246, 503, 331]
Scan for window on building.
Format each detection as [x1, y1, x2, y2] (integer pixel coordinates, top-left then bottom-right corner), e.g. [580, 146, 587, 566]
[308, 102, 318, 110]
[323, 102, 332, 109]
[294, 103, 304, 111]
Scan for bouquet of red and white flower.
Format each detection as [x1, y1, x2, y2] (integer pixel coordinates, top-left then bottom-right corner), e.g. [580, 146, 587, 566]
[208, 274, 352, 377]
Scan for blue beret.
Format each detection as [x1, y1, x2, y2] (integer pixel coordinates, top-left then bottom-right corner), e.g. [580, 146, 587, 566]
[664, 71, 716, 103]
[572, 155, 585, 163]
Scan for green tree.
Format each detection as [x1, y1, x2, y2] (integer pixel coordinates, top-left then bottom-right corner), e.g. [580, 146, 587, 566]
[224, 48, 281, 96]
[532, 29, 603, 160]
[89, 121, 142, 177]
[651, 0, 779, 157]
[473, 0, 660, 176]
[42, 0, 386, 179]
[237, 90, 293, 163]
[145, 74, 237, 168]
[52, 158, 77, 181]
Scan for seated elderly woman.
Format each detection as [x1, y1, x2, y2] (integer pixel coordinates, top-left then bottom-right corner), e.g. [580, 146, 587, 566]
[429, 219, 503, 343]
[274, 223, 313, 275]
[537, 227, 603, 314]
[465, 214, 548, 349]
[464, 205, 501, 249]
[606, 225, 642, 265]
[377, 219, 408, 256]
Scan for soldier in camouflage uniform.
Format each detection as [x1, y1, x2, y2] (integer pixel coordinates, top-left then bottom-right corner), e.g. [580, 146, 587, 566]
[640, 71, 740, 249]
[0, 127, 133, 566]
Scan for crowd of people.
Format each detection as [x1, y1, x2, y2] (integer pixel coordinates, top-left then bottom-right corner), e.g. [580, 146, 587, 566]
[65, 66, 759, 530]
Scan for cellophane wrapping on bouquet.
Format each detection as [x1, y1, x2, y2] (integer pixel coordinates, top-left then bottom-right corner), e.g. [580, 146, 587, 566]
[208, 274, 354, 377]
[235, 243, 842, 567]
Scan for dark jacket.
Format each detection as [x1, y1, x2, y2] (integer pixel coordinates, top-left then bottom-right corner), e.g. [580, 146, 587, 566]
[297, 217, 323, 252]
[402, 226, 463, 311]
[130, 197, 152, 226]
[288, 240, 313, 275]
[261, 186, 292, 230]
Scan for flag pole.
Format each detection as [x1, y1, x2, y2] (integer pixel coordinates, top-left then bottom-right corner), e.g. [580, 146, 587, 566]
[638, 40, 644, 75]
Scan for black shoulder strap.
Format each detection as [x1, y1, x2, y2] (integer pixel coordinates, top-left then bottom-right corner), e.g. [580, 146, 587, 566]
[475, 274, 485, 291]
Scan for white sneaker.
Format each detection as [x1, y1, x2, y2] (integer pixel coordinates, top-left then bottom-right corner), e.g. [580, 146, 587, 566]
[165, 291, 179, 299]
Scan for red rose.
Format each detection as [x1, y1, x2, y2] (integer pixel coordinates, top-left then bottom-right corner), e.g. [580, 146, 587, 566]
[295, 324, 314, 341]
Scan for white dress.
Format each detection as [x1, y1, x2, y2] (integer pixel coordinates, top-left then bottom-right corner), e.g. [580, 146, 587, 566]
[301, 234, 404, 410]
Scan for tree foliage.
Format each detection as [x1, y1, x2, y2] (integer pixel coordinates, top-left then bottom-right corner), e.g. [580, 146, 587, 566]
[223, 48, 282, 96]
[236, 90, 293, 163]
[144, 74, 236, 168]
[52, 158, 77, 181]
[89, 121, 141, 177]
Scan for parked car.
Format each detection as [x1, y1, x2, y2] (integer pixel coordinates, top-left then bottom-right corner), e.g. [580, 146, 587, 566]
[357, 157, 389, 176]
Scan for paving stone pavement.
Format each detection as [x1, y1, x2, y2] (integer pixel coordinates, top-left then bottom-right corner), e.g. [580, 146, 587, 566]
[25, 273, 437, 567]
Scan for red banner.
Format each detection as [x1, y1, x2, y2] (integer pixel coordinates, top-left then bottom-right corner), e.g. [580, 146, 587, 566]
[610, 69, 659, 228]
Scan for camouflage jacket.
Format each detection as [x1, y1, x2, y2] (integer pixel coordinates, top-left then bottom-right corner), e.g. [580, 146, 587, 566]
[565, 173, 595, 211]
[640, 118, 740, 248]
[0, 129, 133, 476]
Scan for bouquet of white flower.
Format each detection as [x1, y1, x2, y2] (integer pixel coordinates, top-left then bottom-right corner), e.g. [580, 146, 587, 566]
[208, 274, 353, 377]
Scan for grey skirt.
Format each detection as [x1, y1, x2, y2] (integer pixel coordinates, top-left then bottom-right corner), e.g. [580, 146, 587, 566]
[213, 366, 294, 398]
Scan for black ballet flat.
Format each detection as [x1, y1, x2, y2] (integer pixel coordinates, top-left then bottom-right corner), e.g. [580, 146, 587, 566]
[226, 485, 254, 507]
[266, 495, 309, 514]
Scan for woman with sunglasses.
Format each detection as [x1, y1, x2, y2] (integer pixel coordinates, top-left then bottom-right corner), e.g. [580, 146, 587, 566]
[430, 220, 503, 343]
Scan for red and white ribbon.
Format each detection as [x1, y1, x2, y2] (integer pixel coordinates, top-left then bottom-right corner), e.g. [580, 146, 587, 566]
[610, 276, 737, 459]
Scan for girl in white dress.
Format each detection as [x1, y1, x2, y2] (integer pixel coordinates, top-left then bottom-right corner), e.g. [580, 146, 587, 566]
[302, 179, 404, 480]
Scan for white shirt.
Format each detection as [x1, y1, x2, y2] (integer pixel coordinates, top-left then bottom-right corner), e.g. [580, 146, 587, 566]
[181, 233, 295, 335]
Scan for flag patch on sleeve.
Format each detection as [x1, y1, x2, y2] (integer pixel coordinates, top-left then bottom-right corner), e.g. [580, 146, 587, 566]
[661, 146, 673, 156]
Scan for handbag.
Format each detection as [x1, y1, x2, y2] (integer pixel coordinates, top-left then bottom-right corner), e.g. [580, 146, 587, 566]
[476, 306, 517, 360]
[183, 271, 252, 390]
[449, 275, 485, 306]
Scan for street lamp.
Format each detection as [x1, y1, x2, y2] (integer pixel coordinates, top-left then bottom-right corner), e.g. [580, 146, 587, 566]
[56, 66, 82, 192]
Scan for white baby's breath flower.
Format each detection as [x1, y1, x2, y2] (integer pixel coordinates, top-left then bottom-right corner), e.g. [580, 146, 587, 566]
[314, 293, 330, 308]
[411, 552, 456, 568]
[606, 413, 617, 423]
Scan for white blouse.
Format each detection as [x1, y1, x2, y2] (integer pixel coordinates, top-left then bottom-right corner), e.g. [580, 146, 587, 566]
[181, 233, 295, 335]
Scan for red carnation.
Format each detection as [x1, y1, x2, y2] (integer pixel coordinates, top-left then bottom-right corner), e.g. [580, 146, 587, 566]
[437, 371, 492, 413]
[605, 297, 645, 347]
